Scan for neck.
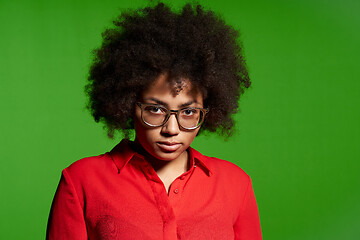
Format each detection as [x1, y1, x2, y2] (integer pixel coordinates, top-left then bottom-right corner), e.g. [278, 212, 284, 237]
[131, 140, 190, 193]
[131, 140, 189, 174]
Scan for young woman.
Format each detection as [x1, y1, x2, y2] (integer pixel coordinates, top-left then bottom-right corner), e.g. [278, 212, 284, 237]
[47, 2, 262, 239]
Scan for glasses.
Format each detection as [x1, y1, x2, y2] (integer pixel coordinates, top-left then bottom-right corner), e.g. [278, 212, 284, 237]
[136, 102, 209, 130]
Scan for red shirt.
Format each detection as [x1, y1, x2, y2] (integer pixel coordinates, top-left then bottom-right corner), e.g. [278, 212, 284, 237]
[47, 140, 262, 240]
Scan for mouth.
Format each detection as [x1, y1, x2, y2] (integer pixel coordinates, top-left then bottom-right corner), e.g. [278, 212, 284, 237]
[156, 141, 182, 152]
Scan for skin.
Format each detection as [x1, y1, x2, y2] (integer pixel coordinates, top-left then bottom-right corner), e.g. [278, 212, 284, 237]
[134, 73, 203, 193]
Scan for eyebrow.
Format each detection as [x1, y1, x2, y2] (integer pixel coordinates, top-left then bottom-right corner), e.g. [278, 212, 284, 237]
[143, 97, 198, 108]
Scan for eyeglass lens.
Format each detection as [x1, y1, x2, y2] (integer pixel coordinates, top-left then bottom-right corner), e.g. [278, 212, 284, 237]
[142, 105, 204, 129]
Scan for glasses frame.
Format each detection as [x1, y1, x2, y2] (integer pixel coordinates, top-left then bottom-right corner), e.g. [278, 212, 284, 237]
[136, 102, 209, 130]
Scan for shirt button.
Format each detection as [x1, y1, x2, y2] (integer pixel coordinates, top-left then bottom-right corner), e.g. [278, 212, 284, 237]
[174, 188, 179, 194]
[180, 176, 185, 180]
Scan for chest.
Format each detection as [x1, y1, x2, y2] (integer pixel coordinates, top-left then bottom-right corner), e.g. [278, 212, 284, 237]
[82, 165, 240, 240]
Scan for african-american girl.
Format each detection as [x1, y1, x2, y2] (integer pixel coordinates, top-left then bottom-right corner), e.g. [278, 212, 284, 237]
[47, 2, 262, 239]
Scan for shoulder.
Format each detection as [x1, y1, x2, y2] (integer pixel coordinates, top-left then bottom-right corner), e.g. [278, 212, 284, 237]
[191, 148, 253, 203]
[209, 156, 250, 182]
[61, 140, 136, 182]
[63, 152, 117, 180]
[191, 147, 251, 183]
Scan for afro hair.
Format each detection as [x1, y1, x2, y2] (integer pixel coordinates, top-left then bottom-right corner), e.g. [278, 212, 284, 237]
[86, 2, 250, 138]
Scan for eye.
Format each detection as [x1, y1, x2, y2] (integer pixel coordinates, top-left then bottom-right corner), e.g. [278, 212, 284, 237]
[181, 108, 198, 117]
[144, 105, 167, 115]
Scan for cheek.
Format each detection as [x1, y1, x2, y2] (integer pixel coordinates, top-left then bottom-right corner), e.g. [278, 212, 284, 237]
[184, 129, 200, 145]
[134, 119, 157, 144]
[134, 118, 147, 138]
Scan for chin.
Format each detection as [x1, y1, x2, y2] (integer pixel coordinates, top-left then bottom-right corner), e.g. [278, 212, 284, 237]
[153, 150, 182, 161]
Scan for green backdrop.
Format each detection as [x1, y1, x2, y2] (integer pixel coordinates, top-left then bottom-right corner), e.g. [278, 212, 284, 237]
[1, 0, 359, 239]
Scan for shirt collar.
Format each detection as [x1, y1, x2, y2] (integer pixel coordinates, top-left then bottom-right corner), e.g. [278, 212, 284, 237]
[109, 140, 212, 176]
[187, 146, 212, 176]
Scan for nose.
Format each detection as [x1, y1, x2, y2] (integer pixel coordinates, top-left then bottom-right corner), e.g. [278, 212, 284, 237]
[161, 114, 180, 136]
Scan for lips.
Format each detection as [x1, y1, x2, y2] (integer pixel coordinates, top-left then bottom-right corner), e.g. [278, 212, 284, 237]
[156, 141, 182, 152]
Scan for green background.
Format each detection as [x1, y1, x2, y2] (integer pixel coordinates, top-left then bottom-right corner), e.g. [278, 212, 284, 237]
[1, 0, 359, 239]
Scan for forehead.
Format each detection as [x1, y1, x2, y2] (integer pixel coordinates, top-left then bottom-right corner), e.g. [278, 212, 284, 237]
[141, 73, 203, 104]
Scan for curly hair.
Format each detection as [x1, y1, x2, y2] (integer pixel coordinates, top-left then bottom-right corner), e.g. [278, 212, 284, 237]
[86, 2, 250, 138]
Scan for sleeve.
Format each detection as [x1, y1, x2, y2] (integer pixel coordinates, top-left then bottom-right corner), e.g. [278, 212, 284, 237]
[233, 176, 263, 240]
[46, 169, 88, 240]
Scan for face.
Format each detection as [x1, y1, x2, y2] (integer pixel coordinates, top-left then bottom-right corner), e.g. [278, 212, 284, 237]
[134, 73, 203, 162]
